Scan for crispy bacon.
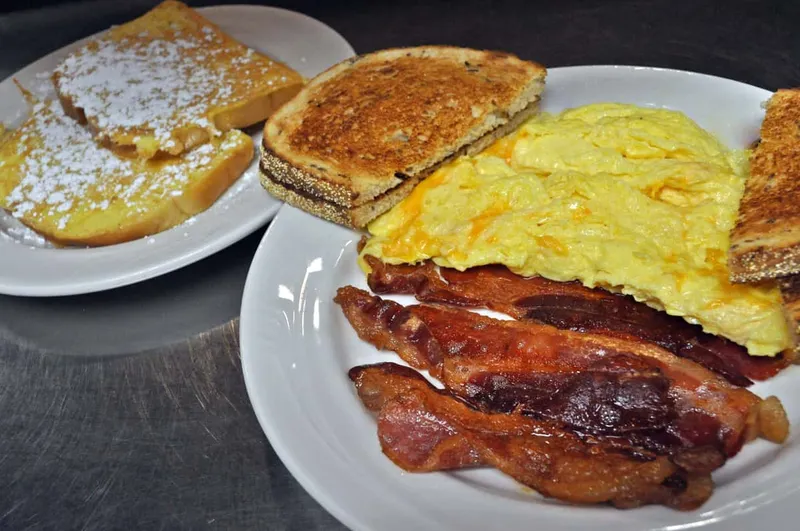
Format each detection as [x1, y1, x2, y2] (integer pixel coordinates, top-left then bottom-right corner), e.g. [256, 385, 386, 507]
[335, 286, 787, 466]
[349, 362, 482, 471]
[350, 362, 714, 510]
[363, 257, 791, 386]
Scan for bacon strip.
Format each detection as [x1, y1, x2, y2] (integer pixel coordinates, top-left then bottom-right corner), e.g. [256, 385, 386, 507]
[335, 287, 786, 466]
[363, 256, 791, 386]
[350, 362, 714, 511]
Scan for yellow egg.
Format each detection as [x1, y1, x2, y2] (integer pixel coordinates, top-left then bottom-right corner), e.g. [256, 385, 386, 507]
[360, 103, 790, 356]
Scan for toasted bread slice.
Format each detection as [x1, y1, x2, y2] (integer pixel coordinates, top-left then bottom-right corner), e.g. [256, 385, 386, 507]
[52, 0, 303, 159]
[260, 46, 546, 228]
[0, 99, 253, 246]
[729, 89, 800, 282]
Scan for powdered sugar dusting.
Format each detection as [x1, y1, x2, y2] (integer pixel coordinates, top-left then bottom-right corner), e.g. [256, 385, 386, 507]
[0, 216, 53, 248]
[31, 70, 55, 100]
[52, 10, 291, 154]
[55, 37, 232, 146]
[5, 101, 135, 228]
[1, 100, 248, 235]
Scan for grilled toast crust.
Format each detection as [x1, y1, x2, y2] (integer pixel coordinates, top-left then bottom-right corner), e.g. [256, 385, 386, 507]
[262, 46, 546, 214]
[260, 99, 541, 228]
[729, 89, 800, 282]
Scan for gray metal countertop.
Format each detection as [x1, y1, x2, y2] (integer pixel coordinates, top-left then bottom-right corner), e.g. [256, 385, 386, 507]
[1, 0, 799, 529]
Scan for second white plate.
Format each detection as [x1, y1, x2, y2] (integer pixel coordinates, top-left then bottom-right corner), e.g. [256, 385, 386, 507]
[241, 66, 800, 531]
[0, 5, 355, 296]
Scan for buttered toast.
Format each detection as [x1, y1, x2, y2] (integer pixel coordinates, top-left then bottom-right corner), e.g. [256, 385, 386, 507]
[52, 0, 303, 159]
[727, 88, 800, 355]
[260, 46, 546, 229]
[0, 99, 253, 246]
[729, 89, 800, 282]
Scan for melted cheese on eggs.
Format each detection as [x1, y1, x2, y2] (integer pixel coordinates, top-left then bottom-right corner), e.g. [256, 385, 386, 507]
[361, 103, 790, 356]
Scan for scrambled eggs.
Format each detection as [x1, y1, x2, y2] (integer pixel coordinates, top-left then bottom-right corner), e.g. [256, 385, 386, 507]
[360, 103, 791, 356]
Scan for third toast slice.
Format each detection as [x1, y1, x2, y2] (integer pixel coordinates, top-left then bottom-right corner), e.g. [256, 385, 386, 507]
[729, 89, 800, 283]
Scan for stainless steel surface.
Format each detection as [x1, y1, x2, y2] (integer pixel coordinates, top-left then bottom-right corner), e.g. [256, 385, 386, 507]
[1, 0, 799, 529]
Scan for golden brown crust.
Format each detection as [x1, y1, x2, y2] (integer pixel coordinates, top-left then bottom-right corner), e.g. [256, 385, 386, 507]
[286, 51, 537, 179]
[263, 46, 545, 208]
[729, 89, 800, 282]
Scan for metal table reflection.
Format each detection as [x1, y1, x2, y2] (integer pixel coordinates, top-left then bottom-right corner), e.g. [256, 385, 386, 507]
[1, 0, 799, 529]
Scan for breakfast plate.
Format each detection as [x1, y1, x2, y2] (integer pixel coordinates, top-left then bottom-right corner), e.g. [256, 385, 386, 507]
[0, 5, 355, 296]
[241, 65, 800, 531]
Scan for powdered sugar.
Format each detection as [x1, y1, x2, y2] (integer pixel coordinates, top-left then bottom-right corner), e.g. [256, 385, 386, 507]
[52, 15, 285, 154]
[2, 100, 245, 234]
[0, 216, 53, 248]
[56, 37, 225, 144]
[6, 100, 135, 226]
[31, 70, 55, 100]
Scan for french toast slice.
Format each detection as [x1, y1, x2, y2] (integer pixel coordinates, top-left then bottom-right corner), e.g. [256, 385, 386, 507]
[729, 89, 800, 282]
[52, 0, 303, 159]
[260, 46, 546, 229]
[0, 99, 253, 247]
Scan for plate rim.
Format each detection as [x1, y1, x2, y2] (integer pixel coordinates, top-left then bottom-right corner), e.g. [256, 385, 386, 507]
[241, 204, 375, 531]
[0, 4, 356, 297]
[240, 65, 792, 531]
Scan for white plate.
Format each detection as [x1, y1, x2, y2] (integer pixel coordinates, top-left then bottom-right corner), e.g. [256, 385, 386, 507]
[0, 5, 355, 296]
[240, 66, 800, 531]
